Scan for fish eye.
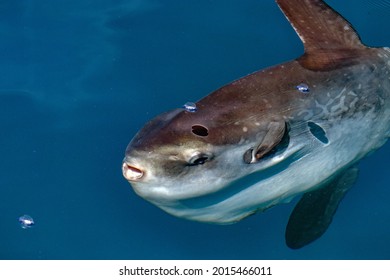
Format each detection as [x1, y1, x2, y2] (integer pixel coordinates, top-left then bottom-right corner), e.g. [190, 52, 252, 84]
[188, 153, 211, 166]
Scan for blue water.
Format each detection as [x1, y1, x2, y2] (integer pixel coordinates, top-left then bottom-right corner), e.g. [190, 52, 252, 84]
[1, 0, 389, 259]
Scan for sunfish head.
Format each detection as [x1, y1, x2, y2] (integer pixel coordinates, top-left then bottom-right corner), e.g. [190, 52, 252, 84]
[122, 91, 307, 224]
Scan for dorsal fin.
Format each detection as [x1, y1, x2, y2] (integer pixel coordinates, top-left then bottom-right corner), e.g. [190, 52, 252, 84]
[276, 0, 368, 70]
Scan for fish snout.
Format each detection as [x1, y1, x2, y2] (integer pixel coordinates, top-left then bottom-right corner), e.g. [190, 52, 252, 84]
[122, 160, 144, 181]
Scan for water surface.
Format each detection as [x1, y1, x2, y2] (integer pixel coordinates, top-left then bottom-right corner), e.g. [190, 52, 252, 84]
[0, 0, 389, 259]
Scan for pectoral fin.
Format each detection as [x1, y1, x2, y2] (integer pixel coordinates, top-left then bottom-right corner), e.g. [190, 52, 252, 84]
[244, 121, 287, 164]
[285, 166, 359, 249]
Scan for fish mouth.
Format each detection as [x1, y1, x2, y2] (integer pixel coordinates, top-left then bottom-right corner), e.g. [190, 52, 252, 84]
[122, 160, 144, 181]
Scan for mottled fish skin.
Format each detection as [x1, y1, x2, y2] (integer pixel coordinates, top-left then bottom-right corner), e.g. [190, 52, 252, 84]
[122, 0, 390, 246]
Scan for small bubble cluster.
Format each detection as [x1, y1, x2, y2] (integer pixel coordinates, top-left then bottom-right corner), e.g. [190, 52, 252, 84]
[296, 83, 310, 93]
[18, 214, 35, 229]
[183, 102, 197, 113]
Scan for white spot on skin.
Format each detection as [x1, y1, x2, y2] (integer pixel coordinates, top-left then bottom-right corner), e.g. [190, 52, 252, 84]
[348, 91, 358, 96]
[169, 155, 180, 161]
[243, 127, 248, 132]
[255, 122, 260, 126]
[330, 95, 348, 114]
[349, 97, 359, 110]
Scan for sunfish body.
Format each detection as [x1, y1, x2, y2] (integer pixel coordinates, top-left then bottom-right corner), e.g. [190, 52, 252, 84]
[122, 0, 390, 249]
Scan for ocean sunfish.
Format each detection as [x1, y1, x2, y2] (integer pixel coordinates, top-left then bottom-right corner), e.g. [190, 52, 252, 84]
[122, 0, 390, 249]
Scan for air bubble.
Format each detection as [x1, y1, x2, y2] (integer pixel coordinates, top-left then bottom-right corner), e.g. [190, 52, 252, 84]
[18, 214, 35, 229]
[183, 102, 197, 112]
[296, 83, 310, 93]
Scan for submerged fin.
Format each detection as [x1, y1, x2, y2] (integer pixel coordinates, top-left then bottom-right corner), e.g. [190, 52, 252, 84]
[285, 166, 359, 249]
[276, 0, 367, 70]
